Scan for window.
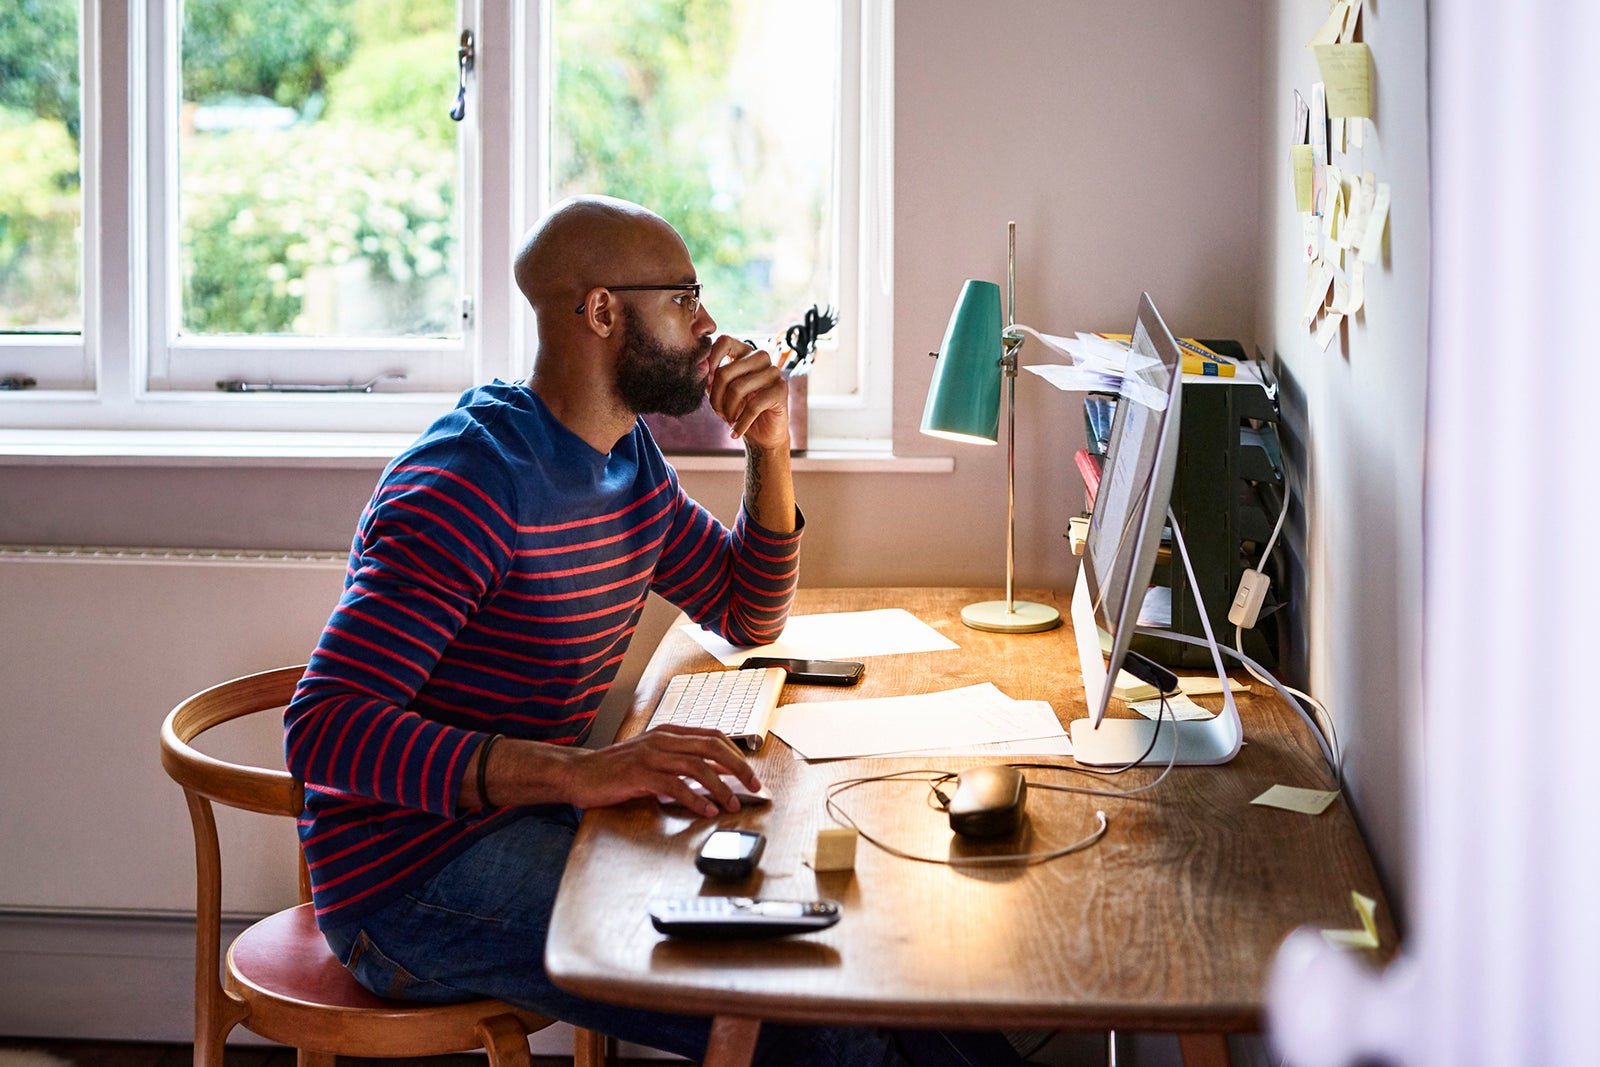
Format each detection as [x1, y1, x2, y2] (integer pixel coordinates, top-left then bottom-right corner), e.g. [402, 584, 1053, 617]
[0, 1, 891, 443]
[0, 0, 84, 381]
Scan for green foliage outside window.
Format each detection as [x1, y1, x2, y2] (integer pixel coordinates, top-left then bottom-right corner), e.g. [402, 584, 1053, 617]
[0, 0, 81, 329]
[2, 0, 785, 339]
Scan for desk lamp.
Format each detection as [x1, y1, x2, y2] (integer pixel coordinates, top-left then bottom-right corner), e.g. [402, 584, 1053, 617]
[920, 223, 1062, 634]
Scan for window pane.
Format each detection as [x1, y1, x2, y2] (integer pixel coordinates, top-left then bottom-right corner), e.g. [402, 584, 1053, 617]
[550, 0, 839, 342]
[178, 0, 459, 339]
[0, 0, 82, 334]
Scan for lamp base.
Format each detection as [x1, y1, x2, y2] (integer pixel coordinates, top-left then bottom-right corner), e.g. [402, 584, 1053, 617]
[959, 599, 1063, 634]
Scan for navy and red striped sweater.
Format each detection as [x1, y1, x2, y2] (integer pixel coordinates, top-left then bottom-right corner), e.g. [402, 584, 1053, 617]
[284, 382, 801, 927]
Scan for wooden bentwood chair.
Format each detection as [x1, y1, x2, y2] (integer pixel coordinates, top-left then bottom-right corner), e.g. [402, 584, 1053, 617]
[160, 664, 607, 1067]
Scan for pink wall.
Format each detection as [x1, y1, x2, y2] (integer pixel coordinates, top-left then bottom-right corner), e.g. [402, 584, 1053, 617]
[890, 0, 1263, 591]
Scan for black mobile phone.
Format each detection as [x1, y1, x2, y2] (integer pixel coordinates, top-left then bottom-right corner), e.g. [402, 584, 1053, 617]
[740, 657, 864, 686]
[695, 829, 766, 880]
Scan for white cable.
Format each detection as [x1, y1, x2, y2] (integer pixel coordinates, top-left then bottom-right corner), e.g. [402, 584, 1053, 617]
[1234, 624, 1342, 782]
[1141, 625, 1341, 782]
[1257, 481, 1291, 570]
[823, 768, 1115, 867]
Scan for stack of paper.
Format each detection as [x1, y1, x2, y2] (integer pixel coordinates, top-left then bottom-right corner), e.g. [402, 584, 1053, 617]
[681, 608, 957, 666]
[770, 682, 1071, 761]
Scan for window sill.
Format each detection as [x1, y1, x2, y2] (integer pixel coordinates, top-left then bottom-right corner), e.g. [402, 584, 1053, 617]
[0, 429, 957, 474]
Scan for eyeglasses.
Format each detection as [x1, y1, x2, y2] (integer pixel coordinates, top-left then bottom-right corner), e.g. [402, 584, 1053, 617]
[575, 283, 703, 316]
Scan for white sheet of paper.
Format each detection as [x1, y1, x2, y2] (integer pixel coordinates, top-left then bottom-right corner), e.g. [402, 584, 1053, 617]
[1359, 182, 1391, 264]
[680, 607, 958, 666]
[871, 700, 1072, 758]
[770, 683, 1065, 761]
[1313, 309, 1345, 351]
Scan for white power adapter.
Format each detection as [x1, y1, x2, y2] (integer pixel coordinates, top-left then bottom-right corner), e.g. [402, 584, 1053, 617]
[1228, 568, 1271, 628]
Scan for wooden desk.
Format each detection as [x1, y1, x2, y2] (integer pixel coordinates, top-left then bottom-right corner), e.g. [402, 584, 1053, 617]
[547, 588, 1393, 1067]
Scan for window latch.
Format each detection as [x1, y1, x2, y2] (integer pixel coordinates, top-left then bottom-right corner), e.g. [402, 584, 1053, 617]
[215, 373, 407, 394]
[1, 375, 38, 391]
[450, 29, 475, 122]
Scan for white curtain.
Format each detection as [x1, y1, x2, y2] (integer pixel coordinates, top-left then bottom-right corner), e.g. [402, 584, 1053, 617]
[1269, 5, 1600, 1065]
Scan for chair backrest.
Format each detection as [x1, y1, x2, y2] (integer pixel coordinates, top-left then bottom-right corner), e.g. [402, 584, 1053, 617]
[160, 664, 306, 820]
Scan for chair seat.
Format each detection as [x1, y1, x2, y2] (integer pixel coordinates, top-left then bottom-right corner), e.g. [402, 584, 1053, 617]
[226, 903, 550, 1056]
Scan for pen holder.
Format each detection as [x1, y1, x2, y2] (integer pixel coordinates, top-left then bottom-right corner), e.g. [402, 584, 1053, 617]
[642, 372, 808, 455]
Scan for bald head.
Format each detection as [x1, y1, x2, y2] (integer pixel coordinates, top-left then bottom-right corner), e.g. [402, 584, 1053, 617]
[514, 196, 690, 320]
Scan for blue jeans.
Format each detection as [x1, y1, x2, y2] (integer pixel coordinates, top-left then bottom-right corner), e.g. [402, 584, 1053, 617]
[320, 807, 1024, 1066]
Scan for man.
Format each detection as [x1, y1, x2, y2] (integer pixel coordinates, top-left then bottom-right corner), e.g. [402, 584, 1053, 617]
[285, 197, 1023, 1066]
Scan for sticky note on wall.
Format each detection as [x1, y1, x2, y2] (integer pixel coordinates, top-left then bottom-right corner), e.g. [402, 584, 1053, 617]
[1291, 145, 1315, 212]
[1314, 43, 1373, 118]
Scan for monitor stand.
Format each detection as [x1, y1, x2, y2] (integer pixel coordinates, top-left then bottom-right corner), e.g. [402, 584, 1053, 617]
[1068, 511, 1244, 768]
[1069, 710, 1241, 766]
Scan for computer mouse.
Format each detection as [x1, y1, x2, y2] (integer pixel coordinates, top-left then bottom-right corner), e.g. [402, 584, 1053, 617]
[656, 773, 772, 809]
[948, 765, 1027, 838]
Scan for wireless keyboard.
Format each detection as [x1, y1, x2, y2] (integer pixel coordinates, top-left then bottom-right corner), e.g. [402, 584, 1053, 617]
[643, 667, 787, 751]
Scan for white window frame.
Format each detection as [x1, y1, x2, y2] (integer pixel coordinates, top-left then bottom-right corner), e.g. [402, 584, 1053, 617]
[0, 0, 892, 445]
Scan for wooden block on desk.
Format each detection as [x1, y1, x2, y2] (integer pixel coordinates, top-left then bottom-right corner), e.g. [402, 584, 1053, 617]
[806, 827, 858, 872]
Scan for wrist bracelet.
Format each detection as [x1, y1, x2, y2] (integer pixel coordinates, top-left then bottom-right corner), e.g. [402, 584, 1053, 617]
[476, 733, 503, 808]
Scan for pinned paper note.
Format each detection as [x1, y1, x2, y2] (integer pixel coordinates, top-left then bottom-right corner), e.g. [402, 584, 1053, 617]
[1322, 166, 1345, 243]
[1310, 84, 1329, 211]
[1291, 144, 1315, 212]
[1341, 0, 1364, 44]
[1344, 259, 1366, 315]
[1307, 1, 1346, 48]
[1359, 182, 1391, 264]
[1252, 784, 1339, 815]
[1313, 309, 1344, 351]
[1314, 43, 1373, 119]
[1302, 259, 1334, 325]
[1344, 172, 1375, 252]
[1322, 891, 1380, 949]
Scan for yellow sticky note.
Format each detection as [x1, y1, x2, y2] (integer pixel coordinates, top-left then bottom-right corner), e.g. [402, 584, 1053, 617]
[1130, 692, 1215, 722]
[1252, 784, 1339, 815]
[1322, 891, 1380, 949]
[1291, 144, 1315, 212]
[1314, 43, 1373, 119]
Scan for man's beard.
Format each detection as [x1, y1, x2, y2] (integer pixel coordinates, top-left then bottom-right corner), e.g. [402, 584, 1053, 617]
[615, 306, 713, 417]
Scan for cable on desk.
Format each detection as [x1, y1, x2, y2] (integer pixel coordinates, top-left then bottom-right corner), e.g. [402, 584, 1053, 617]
[822, 696, 1185, 867]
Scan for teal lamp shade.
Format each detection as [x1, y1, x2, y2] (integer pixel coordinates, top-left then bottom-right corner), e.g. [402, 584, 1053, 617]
[920, 280, 1003, 444]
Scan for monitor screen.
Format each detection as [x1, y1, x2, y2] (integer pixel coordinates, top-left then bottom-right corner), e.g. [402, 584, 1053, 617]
[1068, 294, 1241, 767]
[1073, 293, 1184, 727]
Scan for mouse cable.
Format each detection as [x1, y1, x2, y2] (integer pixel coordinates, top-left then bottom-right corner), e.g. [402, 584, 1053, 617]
[823, 769, 1109, 868]
[1000, 692, 1183, 801]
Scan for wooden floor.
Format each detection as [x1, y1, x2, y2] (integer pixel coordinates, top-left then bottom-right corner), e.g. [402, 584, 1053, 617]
[0, 1040, 644, 1067]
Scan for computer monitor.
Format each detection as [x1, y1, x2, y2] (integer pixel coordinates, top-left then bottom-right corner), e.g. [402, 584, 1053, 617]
[1068, 293, 1242, 767]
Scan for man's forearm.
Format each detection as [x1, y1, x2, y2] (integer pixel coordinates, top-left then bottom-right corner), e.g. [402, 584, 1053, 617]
[743, 439, 796, 534]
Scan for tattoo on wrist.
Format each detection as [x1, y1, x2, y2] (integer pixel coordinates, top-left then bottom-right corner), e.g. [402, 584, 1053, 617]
[745, 443, 765, 503]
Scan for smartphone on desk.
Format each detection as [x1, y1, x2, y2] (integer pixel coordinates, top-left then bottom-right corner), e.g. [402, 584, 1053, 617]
[740, 657, 864, 686]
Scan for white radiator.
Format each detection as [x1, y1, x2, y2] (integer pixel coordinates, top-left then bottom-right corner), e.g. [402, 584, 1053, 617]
[0, 545, 626, 1053]
[0, 545, 347, 917]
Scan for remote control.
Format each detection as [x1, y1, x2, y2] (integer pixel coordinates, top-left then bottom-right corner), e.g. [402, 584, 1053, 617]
[648, 896, 841, 938]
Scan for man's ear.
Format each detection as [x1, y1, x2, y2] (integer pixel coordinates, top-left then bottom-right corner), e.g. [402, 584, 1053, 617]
[577, 290, 621, 339]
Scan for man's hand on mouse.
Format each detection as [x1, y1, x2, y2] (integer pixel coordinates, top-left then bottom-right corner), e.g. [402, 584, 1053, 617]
[705, 336, 789, 448]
